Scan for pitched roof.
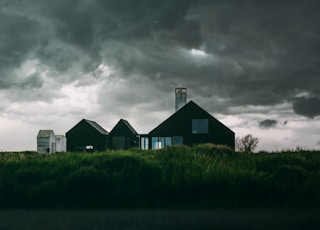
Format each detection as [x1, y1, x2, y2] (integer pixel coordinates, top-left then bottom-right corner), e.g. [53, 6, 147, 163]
[110, 119, 138, 135]
[121, 119, 138, 135]
[84, 119, 109, 135]
[37, 130, 55, 138]
[149, 100, 234, 134]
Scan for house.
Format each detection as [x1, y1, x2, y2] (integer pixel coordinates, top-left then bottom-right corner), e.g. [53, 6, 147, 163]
[37, 130, 56, 153]
[55, 135, 67, 152]
[62, 88, 234, 151]
[66, 119, 109, 152]
[109, 119, 139, 150]
[144, 88, 235, 150]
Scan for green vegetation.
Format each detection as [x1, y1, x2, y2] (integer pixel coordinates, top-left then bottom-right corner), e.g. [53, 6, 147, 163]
[1, 145, 320, 209]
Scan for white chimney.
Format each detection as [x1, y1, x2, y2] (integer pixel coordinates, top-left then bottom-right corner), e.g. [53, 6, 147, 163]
[175, 88, 187, 111]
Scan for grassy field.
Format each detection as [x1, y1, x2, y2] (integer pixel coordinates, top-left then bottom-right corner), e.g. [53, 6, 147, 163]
[0, 144, 319, 209]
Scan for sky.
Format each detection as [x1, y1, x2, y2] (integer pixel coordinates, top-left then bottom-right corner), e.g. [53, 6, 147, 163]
[1, 0, 320, 151]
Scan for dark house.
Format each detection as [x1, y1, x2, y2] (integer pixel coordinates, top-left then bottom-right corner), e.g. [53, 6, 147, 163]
[66, 119, 109, 152]
[147, 100, 235, 150]
[110, 119, 139, 150]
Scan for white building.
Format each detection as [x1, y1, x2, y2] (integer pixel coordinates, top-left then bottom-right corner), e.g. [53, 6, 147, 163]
[37, 130, 56, 154]
[55, 135, 66, 152]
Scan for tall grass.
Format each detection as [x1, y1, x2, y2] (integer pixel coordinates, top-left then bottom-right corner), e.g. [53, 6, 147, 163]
[0, 145, 319, 209]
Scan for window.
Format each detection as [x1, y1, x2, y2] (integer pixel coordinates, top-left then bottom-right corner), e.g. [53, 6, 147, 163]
[141, 137, 149, 150]
[192, 119, 208, 134]
[152, 137, 165, 149]
[165, 137, 172, 147]
[152, 137, 160, 149]
[172, 136, 183, 145]
[152, 137, 173, 149]
[86, 145, 94, 150]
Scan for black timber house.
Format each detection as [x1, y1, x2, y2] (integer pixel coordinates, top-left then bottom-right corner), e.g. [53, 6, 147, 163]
[66, 119, 109, 151]
[109, 119, 139, 150]
[145, 100, 235, 150]
[64, 88, 235, 151]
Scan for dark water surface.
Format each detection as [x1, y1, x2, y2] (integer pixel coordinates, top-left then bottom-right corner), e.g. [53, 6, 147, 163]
[0, 209, 319, 230]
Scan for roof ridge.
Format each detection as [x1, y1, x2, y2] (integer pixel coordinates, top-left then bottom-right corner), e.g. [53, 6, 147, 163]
[84, 119, 109, 135]
[110, 119, 138, 135]
[148, 100, 234, 134]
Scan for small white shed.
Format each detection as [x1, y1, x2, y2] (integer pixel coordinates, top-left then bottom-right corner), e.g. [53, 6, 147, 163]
[37, 130, 56, 154]
[55, 135, 66, 152]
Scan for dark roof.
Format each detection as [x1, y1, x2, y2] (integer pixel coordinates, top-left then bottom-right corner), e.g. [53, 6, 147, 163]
[110, 119, 138, 135]
[37, 130, 55, 138]
[149, 100, 234, 134]
[84, 119, 109, 135]
[122, 119, 138, 135]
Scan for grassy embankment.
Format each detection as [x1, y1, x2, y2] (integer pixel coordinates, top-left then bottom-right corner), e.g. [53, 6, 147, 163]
[0, 144, 319, 209]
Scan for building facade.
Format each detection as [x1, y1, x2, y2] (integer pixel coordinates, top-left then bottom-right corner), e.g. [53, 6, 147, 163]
[61, 88, 235, 152]
[37, 130, 56, 154]
[55, 135, 67, 152]
[66, 119, 109, 152]
[109, 119, 139, 150]
[146, 100, 235, 150]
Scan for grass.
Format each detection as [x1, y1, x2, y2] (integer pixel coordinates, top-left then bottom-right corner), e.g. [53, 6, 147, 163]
[0, 145, 320, 209]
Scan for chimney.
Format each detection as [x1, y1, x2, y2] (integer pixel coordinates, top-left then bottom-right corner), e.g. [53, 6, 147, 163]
[175, 88, 187, 111]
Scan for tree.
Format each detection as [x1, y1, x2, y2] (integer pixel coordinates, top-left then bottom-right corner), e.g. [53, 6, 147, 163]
[236, 134, 260, 153]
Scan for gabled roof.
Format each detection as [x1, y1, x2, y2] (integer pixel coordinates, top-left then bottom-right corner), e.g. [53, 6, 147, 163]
[84, 119, 109, 135]
[110, 119, 138, 135]
[122, 119, 138, 135]
[149, 100, 234, 134]
[37, 130, 55, 138]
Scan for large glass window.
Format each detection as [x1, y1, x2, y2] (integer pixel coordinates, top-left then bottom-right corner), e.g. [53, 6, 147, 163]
[192, 119, 208, 134]
[165, 137, 172, 147]
[159, 137, 165, 149]
[151, 137, 173, 149]
[141, 137, 149, 150]
[152, 137, 160, 149]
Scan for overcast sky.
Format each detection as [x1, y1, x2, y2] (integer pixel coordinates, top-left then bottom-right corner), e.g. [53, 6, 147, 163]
[1, 0, 320, 151]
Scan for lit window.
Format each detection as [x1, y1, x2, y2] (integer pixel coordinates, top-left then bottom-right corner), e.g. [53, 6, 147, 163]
[86, 145, 94, 149]
[192, 119, 208, 134]
[151, 137, 173, 149]
[141, 137, 149, 150]
[152, 137, 159, 149]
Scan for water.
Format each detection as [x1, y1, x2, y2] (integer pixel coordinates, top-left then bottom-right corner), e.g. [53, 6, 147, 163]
[0, 209, 319, 230]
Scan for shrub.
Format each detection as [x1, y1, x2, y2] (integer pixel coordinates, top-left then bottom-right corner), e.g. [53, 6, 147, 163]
[236, 134, 260, 153]
[193, 143, 234, 156]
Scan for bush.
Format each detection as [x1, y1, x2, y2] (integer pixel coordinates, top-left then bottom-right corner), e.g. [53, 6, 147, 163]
[193, 143, 234, 156]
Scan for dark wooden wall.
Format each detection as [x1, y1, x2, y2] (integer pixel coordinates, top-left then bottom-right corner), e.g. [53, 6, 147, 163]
[66, 120, 109, 152]
[149, 101, 235, 149]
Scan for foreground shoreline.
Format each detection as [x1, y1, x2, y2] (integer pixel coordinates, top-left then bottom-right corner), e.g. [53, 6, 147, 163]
[1, 208, 320, 230]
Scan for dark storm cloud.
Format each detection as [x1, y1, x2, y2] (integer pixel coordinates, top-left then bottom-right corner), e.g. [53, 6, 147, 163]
[293, 97, 320, 118]
[259, 119, 277, 128]
[0, 11, 46, 89]
[0, 0, 320, 116]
